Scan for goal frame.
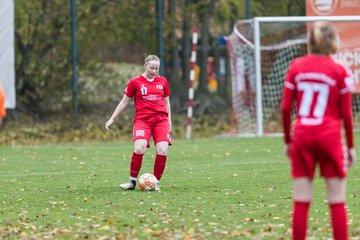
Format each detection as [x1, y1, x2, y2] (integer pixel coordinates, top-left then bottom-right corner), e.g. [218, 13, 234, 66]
[235, 16, 360, 136]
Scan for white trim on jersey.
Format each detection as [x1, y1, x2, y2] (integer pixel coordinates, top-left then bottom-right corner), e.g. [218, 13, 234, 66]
[300, 118, 323, 126]
[284, 81, 295, 90]
[294, 72, 336, 86]
[340, 87, 350, 95]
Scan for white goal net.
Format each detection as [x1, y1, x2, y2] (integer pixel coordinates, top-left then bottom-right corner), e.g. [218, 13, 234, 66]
[226, 16, 360, 136]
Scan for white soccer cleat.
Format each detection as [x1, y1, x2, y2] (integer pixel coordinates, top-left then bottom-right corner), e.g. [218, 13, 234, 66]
[155, 181, 160, 191]
[119, 180, 136, 190]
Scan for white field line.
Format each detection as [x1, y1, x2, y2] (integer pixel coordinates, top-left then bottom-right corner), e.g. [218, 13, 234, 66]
[1, 144, 132, 150]
[220, 160, 285, 165]
[171, 160, 286, 166]
[0, 170, 89, 178]
[0, 160, 286, 178]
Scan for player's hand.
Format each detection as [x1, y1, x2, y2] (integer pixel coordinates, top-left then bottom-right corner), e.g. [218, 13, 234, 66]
[347, 147, 356, 168]
[105, 119, 113, 131]
[285, 144, 292, 160]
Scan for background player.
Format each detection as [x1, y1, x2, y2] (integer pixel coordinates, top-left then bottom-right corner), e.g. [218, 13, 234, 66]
[281, 21, 356, 240]
[0, 84, 6, 128]
[105, 55, 172, 191]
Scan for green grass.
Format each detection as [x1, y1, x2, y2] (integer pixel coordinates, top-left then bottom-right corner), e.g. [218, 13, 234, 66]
[1, 137, 360, 239]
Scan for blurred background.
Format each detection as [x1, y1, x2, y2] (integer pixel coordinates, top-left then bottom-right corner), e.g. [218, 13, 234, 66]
[0, 0, 311, 144]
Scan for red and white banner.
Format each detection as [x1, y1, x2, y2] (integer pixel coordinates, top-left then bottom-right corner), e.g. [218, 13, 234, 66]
[186, 26, 199, 140]
[307, 0, 360, 92]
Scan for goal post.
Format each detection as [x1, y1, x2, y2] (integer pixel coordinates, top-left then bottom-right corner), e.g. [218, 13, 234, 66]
[227, 15, 360, 137]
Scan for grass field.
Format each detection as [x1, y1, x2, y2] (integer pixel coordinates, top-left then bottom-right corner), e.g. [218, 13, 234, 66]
[1, 136, 360, 239]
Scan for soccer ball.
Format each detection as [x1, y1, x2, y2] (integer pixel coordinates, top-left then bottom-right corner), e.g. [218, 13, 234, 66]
[138, 173, 157, 191]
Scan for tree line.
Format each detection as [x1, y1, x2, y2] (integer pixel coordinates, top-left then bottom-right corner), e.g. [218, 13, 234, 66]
[14, 0, 305, 116]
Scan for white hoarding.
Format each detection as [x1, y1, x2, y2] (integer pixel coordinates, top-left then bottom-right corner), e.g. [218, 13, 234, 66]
[0, 0, 16, 109]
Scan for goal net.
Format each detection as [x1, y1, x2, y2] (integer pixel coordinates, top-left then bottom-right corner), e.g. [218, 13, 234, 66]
[226, 16, 360, 136]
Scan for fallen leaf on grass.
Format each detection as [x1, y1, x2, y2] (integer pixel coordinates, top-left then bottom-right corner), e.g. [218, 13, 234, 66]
[97, 225, 110, 230]
[263, 226, 272, 232]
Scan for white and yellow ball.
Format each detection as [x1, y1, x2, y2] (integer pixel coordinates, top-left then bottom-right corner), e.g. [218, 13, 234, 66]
[138, 173, 157, 191]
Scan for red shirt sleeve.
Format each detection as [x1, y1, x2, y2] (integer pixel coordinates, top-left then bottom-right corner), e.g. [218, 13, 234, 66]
[281, 63, 296, 144]
[164, 78, 170, 97]
[281, 87, 293, 144]
[339, 69, 354, 149]
[341, 92, 354, 148]
[124, 79, 135, 98]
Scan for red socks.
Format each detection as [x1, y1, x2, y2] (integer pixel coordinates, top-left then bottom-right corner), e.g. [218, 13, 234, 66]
[292, 201, 310, 240]
[130, 153, 167, 181]
[292, 201, 348, 240]
[130, 152, 144, 178]
[154, 154, 167, 180]
[330, 202, 348, 240]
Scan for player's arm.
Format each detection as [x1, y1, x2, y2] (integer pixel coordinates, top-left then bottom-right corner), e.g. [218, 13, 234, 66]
[105, 94, 132, 130]
[164, 96, 172, 132]
[340, 90, 356, 167]
[281, 77, 295, 144]
[281, 85, 294, 158]
[281, 62, 296, 158]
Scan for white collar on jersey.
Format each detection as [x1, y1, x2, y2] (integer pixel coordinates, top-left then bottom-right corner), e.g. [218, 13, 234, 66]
[142, 74, 155, 82]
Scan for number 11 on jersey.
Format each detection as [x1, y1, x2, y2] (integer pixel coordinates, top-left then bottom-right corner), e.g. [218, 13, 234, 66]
[298, 82, 329, 125]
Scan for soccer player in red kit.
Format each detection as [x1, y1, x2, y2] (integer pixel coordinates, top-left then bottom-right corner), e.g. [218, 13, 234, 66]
[105, 55, 172, 191]
[281, 21, 356, 240]
[0, 84, 6, 128]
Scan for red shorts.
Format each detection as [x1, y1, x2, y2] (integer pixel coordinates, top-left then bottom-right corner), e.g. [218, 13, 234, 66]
[133, 114, 172, 147]
[290, 128, 347, 179]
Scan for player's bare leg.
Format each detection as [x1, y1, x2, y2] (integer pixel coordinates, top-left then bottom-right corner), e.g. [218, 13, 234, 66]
[293, 177, 312, 201]
[134, 139, 148, 155]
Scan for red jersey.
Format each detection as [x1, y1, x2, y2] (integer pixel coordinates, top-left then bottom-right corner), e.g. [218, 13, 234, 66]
[124, 75, 170, 119]
[281, 54, 354, 148]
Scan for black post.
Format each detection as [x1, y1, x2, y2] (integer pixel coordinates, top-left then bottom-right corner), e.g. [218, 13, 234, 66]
[246, 0, 251, 19]
[71, 0, 78, 116]
[156, 0, 165, 76]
